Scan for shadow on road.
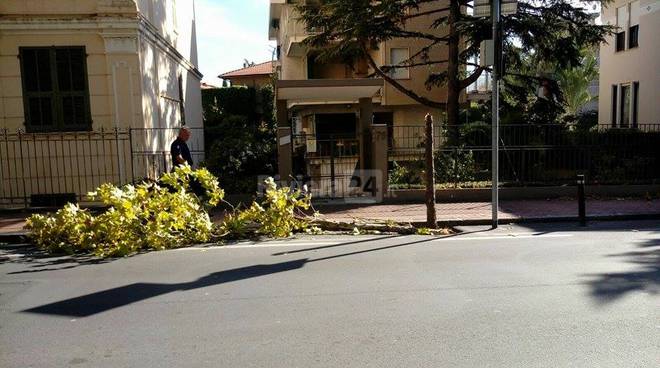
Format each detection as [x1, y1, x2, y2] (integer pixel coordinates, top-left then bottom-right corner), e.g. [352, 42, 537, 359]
[22, 236, 443, 318]
[584, 236, 659, 304]
[18, 221, 660, 315]
[2, 247, 111, 274]
[23, 259, 308, 317]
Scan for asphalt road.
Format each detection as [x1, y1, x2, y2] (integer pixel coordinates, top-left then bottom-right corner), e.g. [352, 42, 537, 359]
[1, 221, 658, 367]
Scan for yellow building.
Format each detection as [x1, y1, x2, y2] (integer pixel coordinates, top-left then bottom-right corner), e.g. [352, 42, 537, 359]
[269, 0, 451, 198]
[0, 0, 204, 207]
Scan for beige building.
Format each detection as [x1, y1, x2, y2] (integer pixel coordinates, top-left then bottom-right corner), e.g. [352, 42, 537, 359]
[219, 61, 274, 88]
[0, 0, 204, 206]
[269, 0, 450, 197]
[599, 0, 659, 127]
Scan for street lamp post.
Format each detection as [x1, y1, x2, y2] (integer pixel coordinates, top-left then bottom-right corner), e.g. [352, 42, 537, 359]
[476, 0, 516, 228]
[491, 0, 501, 229]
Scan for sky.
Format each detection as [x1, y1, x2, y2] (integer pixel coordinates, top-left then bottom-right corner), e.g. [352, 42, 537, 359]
[195, 0, 275, 86]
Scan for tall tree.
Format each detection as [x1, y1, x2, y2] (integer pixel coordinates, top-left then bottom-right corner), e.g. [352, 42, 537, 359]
[297, 0, 612, 126]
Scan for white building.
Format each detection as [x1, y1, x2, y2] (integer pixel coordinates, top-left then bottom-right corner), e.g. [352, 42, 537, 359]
[599, 0, 659, 127]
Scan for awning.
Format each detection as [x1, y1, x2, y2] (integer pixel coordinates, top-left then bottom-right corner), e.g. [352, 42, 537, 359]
[277, 79, 384, 107]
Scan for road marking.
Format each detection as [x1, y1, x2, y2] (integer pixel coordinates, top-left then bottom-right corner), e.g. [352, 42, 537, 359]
[434, 234, 573, 242]
[171, 233, 573, 251]
[174, 241, 349, 251]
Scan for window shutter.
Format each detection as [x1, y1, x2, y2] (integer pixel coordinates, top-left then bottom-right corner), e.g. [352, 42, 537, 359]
[389, 48, 410, 79]
[630, 1, 640, 26]
[616, 5, 629, 28]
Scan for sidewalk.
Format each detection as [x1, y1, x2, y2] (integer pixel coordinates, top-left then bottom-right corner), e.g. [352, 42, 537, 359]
[315, 198, 660, 225]
[2, 198, 659, 237]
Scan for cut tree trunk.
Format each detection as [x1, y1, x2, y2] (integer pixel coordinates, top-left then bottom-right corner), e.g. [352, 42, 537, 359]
[425, 113, 438, 228]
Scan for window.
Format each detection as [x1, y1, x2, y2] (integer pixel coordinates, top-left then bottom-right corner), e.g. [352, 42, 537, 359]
[619, 84, 631, 128]
[389, 48, 410, 79]
[611, 85, 618, 127]
[629, 0, 639, 48]
[628, 25, 639, 48]
[19, 47, 91, 132]
[615, 32, 626, 52]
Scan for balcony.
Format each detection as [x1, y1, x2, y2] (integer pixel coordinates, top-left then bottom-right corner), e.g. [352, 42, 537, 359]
[277, 79, 383, 107]
[270, 0, 321, 57]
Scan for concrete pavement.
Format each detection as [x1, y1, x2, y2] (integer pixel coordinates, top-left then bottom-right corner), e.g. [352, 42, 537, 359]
[0, 221, 658, 367]
[316, 198, 660, 225]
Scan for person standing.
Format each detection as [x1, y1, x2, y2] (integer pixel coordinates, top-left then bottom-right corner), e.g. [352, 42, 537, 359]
[170, 127, 193, 168]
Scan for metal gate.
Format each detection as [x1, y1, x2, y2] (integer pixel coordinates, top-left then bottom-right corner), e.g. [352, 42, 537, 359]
[292, 133, 374, 200]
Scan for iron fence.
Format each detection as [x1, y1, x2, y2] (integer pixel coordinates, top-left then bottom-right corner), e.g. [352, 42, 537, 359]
[0, 127, 204, 208]
[388, 123, 660, 188]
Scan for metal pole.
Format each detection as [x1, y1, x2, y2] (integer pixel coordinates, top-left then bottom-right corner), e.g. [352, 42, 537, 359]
[577, 174, 586, 226]
[491, 0, 501, 229]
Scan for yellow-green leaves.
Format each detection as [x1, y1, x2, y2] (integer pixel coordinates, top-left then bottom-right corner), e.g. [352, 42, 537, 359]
[236, 177, 312, 238]
[26, 166, 225, 257]
[26, 171, 314, 257]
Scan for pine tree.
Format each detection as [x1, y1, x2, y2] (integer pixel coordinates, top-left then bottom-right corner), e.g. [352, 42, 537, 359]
[297, 0, 613, 126]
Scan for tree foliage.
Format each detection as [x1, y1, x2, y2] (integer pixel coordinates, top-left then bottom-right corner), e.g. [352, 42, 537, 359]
[557, 48, 599, 117]
[220, 178, 314, 238]
[203, 86, 277, 193]
[26, 167, 225, 257]
[297, 0, 612, 125]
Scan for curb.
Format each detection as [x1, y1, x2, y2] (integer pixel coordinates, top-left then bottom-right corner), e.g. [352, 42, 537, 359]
[0, 232, 30, 247]
[421, 213, 660, 227]
[328, 213, 660, 228]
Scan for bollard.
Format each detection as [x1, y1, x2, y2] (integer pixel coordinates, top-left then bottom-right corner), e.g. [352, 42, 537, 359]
[577, 174, 586, 226]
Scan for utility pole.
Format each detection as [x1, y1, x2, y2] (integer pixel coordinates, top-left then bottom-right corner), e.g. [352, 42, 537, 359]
[491, 0, 501, 229]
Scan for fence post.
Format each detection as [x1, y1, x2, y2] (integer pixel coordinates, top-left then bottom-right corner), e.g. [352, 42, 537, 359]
[17, 130, 28, 209]
[330, 136, 336, 198]
[1, 129, 12, 203]
[425, 114, 437, 229]
[371, 124, 388, 202]
[128, 128, 135, 183]
[114, 127, 125, 185]
[577, 174, 586, 226]
[162, 152, 168, 175]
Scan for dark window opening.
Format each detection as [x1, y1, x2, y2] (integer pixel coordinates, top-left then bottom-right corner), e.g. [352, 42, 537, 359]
[628, 25, 639, 48]
[314, 113, 358, 157]
[315, 113, 357, 140]
[619, 84, 631, 128]
[632, 81, 639, 128]
[615, 32, 626, 52]
[19, 46, 91, 132]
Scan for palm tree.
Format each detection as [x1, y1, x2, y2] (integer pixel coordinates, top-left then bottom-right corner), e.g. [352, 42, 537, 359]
[557, 49, 599, 116]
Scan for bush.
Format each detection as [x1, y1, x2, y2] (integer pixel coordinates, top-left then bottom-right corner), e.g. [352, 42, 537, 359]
[26, 166, 225, 257]
[435, 148, 477, 184]
[388, 161, 424, 188]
